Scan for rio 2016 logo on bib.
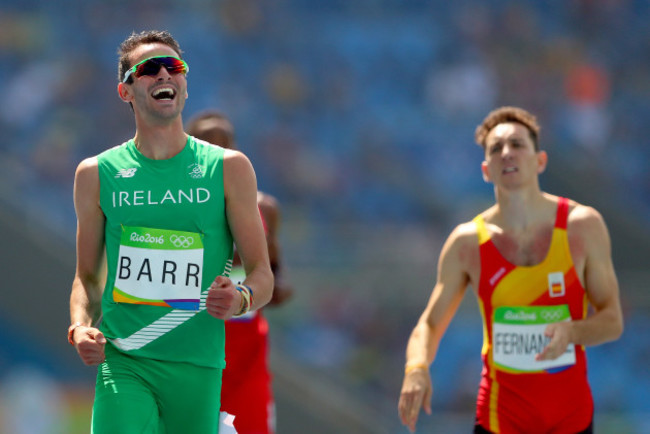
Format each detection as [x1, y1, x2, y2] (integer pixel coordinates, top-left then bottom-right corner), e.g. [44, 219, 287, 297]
[113, 226, 204, 310]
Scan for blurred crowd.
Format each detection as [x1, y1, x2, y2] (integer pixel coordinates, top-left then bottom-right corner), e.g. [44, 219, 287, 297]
[2, 1, 649, 228]
[1, 0, 649, 432]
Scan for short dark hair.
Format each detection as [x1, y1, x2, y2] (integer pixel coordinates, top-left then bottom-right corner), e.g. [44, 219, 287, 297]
[117, 30, 183, 83]
[185, 110, 236, 149]
[474, 106, 541, 152]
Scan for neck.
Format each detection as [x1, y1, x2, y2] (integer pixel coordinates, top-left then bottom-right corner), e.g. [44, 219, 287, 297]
[133, 120, 187, 160]
[493, 187, 548, 231]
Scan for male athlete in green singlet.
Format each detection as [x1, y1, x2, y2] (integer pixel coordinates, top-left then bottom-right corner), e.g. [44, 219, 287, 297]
[68, 30, 274, 434]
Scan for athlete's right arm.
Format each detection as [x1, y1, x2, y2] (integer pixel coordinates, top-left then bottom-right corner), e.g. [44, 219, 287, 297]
[69, 157, 107, 366]
[398, 224, 474, 433]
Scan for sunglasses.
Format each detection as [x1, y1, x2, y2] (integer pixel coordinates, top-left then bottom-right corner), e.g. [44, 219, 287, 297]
[122, 56, 189, 83]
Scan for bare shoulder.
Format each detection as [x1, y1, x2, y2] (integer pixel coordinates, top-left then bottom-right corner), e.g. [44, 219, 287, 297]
[76, 156, 99, 176]
[441, 220, 480, 260]
[434, 219, 480, 287]
[223, 148, 253, 170]
[74, 157, 99, 191]
[450, 220, 480, 242]
[223, 149, 250, 164]
[223, 149, 258, 208]
[566, 200, 613, 263]
[74, 157, 101, 212]
[223, 149, 257, 193]
[567, 200, 609, 237]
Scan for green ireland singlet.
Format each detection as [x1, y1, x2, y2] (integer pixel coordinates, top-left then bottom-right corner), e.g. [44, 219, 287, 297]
[97, 136, 233, 368]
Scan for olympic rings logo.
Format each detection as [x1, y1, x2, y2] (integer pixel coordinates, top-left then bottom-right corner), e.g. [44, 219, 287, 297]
[188, 163, 204, 179]
[540, 309, 563, 322]
[170, 234, 194, 248]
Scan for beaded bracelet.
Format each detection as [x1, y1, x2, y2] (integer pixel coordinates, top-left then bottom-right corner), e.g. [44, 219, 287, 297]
[240, 284, 254, 307]
[234, 284, 252, 316]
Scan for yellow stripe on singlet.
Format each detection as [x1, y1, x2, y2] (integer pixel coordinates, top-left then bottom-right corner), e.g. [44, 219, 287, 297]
[473, 215, 491, 246]
[490, 227, 572, 306]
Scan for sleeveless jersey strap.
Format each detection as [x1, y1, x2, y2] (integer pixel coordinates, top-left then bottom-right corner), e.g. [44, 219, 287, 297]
[554, 197, 569, 230]
[473, 215, 491, 245]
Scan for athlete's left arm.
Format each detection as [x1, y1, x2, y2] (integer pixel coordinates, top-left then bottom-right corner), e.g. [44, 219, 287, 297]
[259, 193, 293, 306]
[223, 149, 274, 311]
[537, 206, 623, 360]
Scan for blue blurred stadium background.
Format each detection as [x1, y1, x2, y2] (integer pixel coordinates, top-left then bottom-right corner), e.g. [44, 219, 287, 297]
[1, 1, 649, 433]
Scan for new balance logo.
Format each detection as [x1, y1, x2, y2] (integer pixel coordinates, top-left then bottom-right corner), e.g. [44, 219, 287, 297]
[115, 168, 137, 178]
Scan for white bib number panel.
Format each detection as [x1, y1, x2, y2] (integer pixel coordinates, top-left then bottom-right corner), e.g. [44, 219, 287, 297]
[492, 305, 576, 373]
[113, 226, 204, 310]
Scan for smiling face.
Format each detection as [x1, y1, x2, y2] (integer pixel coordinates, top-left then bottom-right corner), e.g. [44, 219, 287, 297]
[481, 122, 547, 190]
[118, 42, 188, 124]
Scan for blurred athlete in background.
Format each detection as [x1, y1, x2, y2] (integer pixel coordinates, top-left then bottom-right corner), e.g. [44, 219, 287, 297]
[398, 106, 623, 433]
[187, 110, 293, 434]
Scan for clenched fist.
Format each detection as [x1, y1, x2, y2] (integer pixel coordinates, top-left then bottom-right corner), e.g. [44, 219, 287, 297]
[206, 275, 242, 320]
[72, 326, 106, 366]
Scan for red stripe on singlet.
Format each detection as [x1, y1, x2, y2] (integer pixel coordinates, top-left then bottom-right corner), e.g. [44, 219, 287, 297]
[554, 197, 569, 230]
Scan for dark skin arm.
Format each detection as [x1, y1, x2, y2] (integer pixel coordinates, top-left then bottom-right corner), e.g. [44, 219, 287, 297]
[258, 192, 293, 306]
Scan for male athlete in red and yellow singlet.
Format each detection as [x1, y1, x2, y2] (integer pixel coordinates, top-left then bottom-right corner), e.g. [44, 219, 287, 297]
[473, 197, 592, 433]
[398, 107, 623, 433]
[186, 111, 293, 434]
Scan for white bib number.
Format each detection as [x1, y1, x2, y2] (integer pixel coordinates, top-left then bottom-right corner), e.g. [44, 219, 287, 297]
[113, 226, 204, 310]
[492, 305, 576, 372]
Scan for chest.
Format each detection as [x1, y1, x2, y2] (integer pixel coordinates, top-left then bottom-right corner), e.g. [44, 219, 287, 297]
[490, 226, 554, 267]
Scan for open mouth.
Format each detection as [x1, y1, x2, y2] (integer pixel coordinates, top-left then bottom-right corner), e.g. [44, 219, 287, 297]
[503, 167, 518, 174]
[151, 87, 176, 101]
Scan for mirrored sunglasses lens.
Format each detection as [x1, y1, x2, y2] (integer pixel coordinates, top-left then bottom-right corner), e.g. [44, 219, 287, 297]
[135, 57, 186, 78]
[161, 58, 187, 73]
[135, 59, 162, 77]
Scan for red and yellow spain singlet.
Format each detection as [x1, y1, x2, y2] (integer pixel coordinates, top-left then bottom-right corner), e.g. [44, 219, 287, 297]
[474, 197, 593, 433]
